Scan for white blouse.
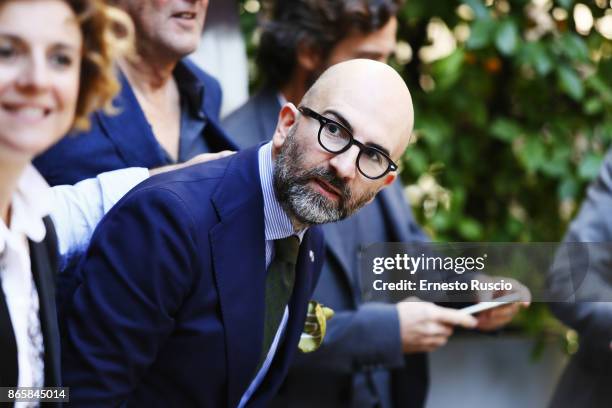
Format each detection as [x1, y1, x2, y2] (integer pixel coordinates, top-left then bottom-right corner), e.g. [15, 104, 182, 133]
[0, 165, 50, 398]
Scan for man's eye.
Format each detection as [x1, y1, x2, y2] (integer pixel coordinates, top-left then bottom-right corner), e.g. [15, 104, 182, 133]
[365, 149, 384, 164]
[326, 123, 340, 135]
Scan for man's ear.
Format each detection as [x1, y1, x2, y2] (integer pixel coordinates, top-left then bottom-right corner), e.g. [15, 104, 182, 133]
[296, 41, 322, 72]
[383, 172, 396, 186]
[272, 103, 299, 154]
[364, 173, 397, 205]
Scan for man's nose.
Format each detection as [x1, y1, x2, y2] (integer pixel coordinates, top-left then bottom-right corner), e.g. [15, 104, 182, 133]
[16, 53, 50, 92]
[329, 145, 359, 182]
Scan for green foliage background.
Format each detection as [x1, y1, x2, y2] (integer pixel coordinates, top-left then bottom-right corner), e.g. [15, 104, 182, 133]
[393, 0, 611, 244]
[238, 0, 612, 347]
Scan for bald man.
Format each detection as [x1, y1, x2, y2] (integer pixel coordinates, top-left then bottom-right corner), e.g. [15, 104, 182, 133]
[61, 60, 471, 407]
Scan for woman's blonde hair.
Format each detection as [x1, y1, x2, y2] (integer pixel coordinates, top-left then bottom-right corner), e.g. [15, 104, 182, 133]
[67, 0, 133, 130]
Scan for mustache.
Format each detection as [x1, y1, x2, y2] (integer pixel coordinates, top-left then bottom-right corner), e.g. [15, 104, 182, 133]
[296, 166, 351, 202]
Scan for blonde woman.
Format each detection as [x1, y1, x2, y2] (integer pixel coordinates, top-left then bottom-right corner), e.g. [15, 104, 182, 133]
[0, 0, 130, 399]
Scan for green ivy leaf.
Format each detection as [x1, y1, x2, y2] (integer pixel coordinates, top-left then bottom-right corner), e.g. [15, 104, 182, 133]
[466, 19, 495, 49]
[557, 66, 584, 101]
[404, 149, 428, 174]
[462, 0, 490, 20]
[534, 55, 553, 76]
[430, 212, 451, 231]
[417, 114, 453, 146]
[543, 147, 571, 177]
[469, 101, 488, 127]
[495, 20, 520, 56]
[584, 98, 603, 115]
[490, 118, 522, 142]
[578, 154, 603, 180]
[431, 49, 464, 89]
[519, 138, 546, 173]
[586, 74, 612, 104]
[602, 123, 612, 143]
[558, 178, 578, 199]
[558, 33, 589, 62]
[521, 42, 553, 76]
[540, 159, 567, 177]
[458, 218, 483, 240]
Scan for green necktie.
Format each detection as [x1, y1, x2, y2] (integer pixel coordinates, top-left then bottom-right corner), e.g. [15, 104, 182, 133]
[258, 235, 300, 369]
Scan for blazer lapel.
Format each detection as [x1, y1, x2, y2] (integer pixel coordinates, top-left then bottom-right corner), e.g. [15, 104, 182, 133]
[255, 89, 282, 145]
[378, 181, 419, 243]
[209, 147, 267, 408]
[181, 61, 238, 152]
[322, 223, 359, 304]
[29, 230, 61, 388]
[0, 276, 18, 388]
[97, 72, 165, 167]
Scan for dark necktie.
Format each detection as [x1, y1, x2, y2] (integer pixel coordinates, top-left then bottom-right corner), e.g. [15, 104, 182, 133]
[258, 235, 300, 370]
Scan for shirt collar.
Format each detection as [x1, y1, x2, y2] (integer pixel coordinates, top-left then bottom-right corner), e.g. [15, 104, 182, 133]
[174, 60, 206, 120]
[116, 61, 204, 119]
[258, 142, 307, 242]
[0, 165, 50, 253]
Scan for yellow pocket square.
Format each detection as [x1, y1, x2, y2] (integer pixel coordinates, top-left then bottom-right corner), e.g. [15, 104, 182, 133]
[298, 300, 334, 353]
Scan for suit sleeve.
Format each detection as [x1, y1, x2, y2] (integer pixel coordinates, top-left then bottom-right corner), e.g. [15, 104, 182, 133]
[50, 167, 150, 270]
[61, 186, 199, 406]
[549, 150, 612, 358]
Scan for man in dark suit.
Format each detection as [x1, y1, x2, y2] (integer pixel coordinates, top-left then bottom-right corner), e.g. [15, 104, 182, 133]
[61, 60, 418, 406]
[34, 0, 236, 186]
[548, 150, 612, 408]
[224, 1, 522, 406]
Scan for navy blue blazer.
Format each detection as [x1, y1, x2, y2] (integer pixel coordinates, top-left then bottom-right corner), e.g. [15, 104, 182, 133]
[224, 90, 430, 408]
[34, 59, 237, 186]
[60, 147, 325, 407]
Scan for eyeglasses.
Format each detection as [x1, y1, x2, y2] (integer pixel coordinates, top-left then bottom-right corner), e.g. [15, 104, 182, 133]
[298, 106, 398, 180]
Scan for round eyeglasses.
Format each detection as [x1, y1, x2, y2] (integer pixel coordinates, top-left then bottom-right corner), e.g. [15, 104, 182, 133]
[298, 106, 398, 180]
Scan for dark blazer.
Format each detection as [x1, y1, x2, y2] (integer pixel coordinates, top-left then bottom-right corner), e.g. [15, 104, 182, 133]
[223, 87, 280, 150]
[548, 150, 612, 408]
[0, 217, 61, 408]
[60, 147, 325, 407]
[33, 59, 237, 187]
[223, 91, 430, 408]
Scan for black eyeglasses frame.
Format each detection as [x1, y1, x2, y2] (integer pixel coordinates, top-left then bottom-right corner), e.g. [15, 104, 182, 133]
[298, 106, 398, 180]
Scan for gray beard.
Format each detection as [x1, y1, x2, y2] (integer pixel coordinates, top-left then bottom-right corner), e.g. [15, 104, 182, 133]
[273, 126, 376, 227]
[281, 175, 346, 226]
